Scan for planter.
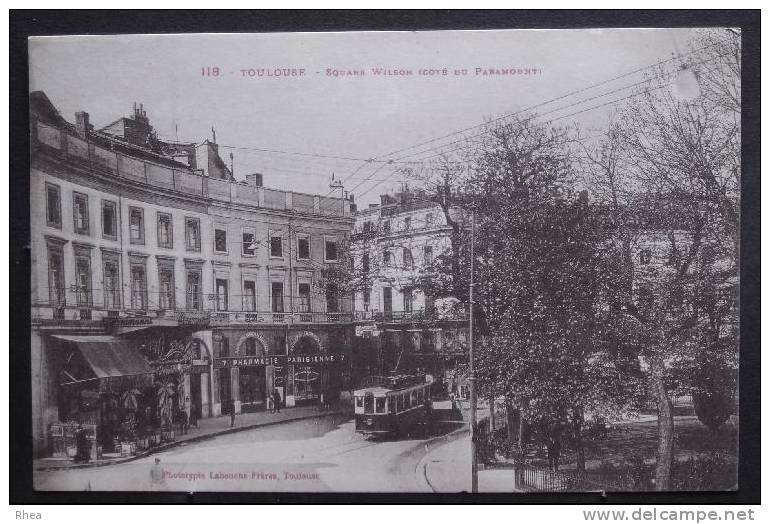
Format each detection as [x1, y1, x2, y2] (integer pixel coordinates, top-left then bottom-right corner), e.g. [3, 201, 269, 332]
[161, 430, 176, 442]
[149, 434, 161, 447]
[136, 438, 149, 451]
[119, 442, 135, 457]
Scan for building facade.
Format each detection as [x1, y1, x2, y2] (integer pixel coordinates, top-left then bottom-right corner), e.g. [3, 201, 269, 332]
[30, 92, 355, 457]
[350, 189, 468, 385]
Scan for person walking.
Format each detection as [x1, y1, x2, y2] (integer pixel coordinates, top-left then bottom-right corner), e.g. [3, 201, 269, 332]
[150, 457, 166, 491]
[272, 389, 282, 413]
[229, 405, 236, 427]
[179, 409, 188, 435]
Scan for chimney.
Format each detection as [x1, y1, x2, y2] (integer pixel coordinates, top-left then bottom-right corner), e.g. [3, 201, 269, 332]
[246, 173, 263, 187]
[75, 111, 90, 137]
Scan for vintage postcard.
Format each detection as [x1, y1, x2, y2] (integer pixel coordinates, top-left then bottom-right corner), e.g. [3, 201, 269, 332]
[29, 28, 740, 493]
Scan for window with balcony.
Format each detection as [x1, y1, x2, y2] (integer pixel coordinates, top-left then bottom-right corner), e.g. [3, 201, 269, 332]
[75, 255, 92, 307]
[382, 220, 391, 233]
[324, 237, 338, 262]
[270, 233, 283, 258]
[216, 278, 229, 311]
[403, 248, 414, 269]
[186, 269, 202, 310]
[73, 192, 90, 235]
[363, 289, 370, 311]
[46, 183, 61, 229]
[297, 235, 310, 260]
[47, 247, 65, 307]
[424, 245, 433, 266]
[403, 217, 411, 231]
[383, 251, 393, 267]
[130, 262, 148, 310]
[102, 200, 117, 240]
[326, 283, 339, 313]
[158, 266, 175, 310]
[362, 253, 370, 273]
[403, 289, 413, 313]
[157, 212, 173, 248]
[297, 282, 311, 313]
[129, 207, 144, 245]
[271, 282, 284, 313]
[425, 213, 434, 228]
[185, 217, 201, 252]
[242, 229, 256, 256]
[103, 257, 121, 309]
[243, 280, 256, 311]
[214, 227, 227, 253]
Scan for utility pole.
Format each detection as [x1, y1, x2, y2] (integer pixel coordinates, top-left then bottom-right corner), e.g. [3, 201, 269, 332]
[469, 209, 478, 493]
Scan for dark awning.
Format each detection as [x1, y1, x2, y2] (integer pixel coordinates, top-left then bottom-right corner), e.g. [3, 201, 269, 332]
[53, 335, 153, 386]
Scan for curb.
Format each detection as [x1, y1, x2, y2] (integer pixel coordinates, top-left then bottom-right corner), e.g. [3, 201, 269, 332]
[411, 424, 470, 492]
[35, 409, 346, 472]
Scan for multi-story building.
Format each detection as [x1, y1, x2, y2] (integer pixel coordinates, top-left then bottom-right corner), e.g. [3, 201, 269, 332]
[30, 91, 355, 456]
[350, 188, 468, 386]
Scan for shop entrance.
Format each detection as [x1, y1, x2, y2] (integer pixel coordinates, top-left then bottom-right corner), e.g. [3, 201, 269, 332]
[219, 369, 232, 415]
[239, 366, 267, 412]
[291, 335, 324, 407]
[190, 374, 202, 420]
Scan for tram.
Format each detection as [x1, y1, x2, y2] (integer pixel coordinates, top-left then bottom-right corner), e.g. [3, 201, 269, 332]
[353, 375, 432, 437]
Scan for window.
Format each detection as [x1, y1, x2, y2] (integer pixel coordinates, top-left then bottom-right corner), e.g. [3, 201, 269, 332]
[103, 257, 121, 309]
[403, 248, 414, 269]
[186, 269, 202, 310]
[297, 235, 310, 260]
[363, 289, 370, 311]
[129, 207, 144, 245]
[73, 192, 89, 235]
[157, 212, 173, 248]
[75, 255, 92, 306]
[403, 289, 413, 313]
[355, 396, 363, 408]
[271, 282, 284, 312]
[382, 220, 391, 233]
[298, 282, 311, 313]
[47, 247, 65, 307]
[363, 221, 372, 233]
[130, 262, 148, 310]
[185, 217, 201, 252]
[324, 237, 338, 262]
[424, 245, 433, 266]
[214, 227, 228, 253]
[270, 233, 283, 258]
[383, 251, 392, 267]
[639, 248, 652, 265]
[158, 265, 175, 310]
[46, 183, 61, 228]
[403, 217, 411, 231]
[326, 283, 339, 313]
[375, 397, 386, 414]
[214, 332, 230, 357]
[362, 253, 370, 273]
[242, 229, 256, 256]
[243, 280, 256, 311]
[425, 213, 434, 227]
[102, 200, 117, 239]
[216, 278, 229, 311]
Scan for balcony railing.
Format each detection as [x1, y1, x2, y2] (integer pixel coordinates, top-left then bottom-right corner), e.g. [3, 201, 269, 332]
[354, 309, 468, 323]
[33, 120, 350, 217]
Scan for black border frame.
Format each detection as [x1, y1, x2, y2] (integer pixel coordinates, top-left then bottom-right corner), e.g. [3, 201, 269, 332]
[9, 9, 760, 505]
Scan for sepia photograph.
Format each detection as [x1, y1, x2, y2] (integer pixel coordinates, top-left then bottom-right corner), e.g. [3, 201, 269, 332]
[21, 22, 750, 497]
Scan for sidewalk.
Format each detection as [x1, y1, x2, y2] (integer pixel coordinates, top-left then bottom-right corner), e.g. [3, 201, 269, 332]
[34, 404, 347, 471]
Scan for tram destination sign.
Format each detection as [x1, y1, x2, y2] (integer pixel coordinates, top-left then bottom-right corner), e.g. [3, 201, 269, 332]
[214, 354, 347, 368]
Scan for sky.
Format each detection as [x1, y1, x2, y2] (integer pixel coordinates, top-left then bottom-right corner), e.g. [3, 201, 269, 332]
[29, 29, 702, 207]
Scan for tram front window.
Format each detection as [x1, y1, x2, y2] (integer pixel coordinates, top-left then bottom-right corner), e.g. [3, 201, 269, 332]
[375, 397, 386, 413]
[355, 396, 363, 409]
[364, 393, 374, 414]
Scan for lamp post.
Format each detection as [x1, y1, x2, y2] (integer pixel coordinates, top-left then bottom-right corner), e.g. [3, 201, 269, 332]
[469, 209, 478, 493]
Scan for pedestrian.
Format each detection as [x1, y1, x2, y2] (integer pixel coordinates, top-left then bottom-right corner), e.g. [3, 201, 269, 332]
[179, 409, 188, 435]
[189, 404, 198, 429]
[230, 406, 236, 427]
[449, 391, 457, 411]
[150, 457, 166, 490]
[273, 388, 282, 413]
[73, 424, 90, 463]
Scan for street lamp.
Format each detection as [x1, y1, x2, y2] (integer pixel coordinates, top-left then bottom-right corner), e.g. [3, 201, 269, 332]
[469, 209, 478, 493]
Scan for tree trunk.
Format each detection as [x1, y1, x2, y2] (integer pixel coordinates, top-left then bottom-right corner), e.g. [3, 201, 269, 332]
[505, 398, 516, 444]
[573, 407, 586, 474]
[651, 357, 674, 491]
[489, 395, 495, 433]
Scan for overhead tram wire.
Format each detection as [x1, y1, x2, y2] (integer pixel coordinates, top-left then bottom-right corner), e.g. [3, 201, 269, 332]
[361, 39, 725, 165]
[207, 43, 727, 240]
